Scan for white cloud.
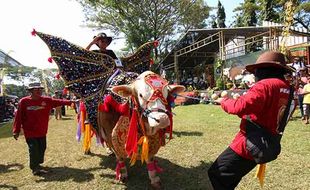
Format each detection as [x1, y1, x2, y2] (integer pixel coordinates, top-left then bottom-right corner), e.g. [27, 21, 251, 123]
[0, 0, 124, 69]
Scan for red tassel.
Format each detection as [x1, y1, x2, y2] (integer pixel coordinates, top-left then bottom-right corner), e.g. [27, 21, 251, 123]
[98, 102, 106, 112]
[63, 87, 68, 95]
[31, 29, 37, 36]
[147, 160, 164, 173]
[55, 73, 60, 80]
[153, 40, 159, 47]
[125, 109, 138, 156]
[115, 161, 125, 180]
[150, 59, 154, 65]
[103, 95, 129, 116]
[48, 57, 53, 63]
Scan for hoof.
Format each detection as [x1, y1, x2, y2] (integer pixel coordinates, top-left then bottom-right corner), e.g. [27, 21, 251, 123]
[120, 176, 128, 183]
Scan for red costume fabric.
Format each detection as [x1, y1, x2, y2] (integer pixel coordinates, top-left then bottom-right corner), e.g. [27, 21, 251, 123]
[13, 96, 72, 138]
[98, 95, 129, 116]
[221, 78, 290, 159]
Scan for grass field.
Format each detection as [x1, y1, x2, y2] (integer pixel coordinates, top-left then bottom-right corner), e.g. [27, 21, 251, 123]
[0, 105, 309, 190]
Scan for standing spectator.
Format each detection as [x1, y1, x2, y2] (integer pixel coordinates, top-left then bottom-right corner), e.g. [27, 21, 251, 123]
[208, 51, 295, 189]
[302, 76, 310, 124]
[288, 57, 305, 77]
[297, 68, 308, 120]
[12, 82, 74, 175]
[53, 91, 62, 120]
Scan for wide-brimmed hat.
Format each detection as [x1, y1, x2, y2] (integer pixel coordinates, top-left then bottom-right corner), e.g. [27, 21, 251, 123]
[93, 32, 112, 46]
[27, 82, 44, 90]
[245, 51, 296, 74]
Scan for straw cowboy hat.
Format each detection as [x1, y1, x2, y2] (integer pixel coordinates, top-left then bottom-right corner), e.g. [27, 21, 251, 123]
[94, 32, 112, 46]
[27, 82, 44, 90]
[245, 51, 296, 74]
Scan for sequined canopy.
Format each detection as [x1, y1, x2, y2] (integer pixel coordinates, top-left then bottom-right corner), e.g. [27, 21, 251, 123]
[35, 30, 157, 133]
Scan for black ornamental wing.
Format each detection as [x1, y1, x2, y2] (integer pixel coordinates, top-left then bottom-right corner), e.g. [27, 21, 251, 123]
[35, 30, 115, 134]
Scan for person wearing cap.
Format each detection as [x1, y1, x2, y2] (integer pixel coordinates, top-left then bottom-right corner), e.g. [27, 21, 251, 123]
[86, 32, 123, 68]
[12, 82, 74, 175]
[208, 51, 295, 189]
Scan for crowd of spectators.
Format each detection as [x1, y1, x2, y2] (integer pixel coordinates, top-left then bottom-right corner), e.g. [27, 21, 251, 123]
[0, 95, 18, 123]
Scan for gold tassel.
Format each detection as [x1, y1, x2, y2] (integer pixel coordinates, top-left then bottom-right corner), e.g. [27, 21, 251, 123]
[83, 123, 92, 153]
[140, 136, 149, 164]
[129, 136, 149, 166]
[129, 152, 138, 166]
[255, 164, 266, 187]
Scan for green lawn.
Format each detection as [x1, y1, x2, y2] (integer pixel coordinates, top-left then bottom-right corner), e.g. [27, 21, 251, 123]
[0, 122, 13, 139]
[0, 105, 309, 190]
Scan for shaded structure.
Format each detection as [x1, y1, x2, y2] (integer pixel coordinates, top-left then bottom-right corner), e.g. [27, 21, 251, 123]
[0, 50, 23, 67]
[0, 50, 23, 96]
[160, 24, 310, 86]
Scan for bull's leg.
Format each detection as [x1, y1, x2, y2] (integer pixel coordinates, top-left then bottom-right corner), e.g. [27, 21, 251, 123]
[147, 157, 163, 189]
[115, 158, 128, 182]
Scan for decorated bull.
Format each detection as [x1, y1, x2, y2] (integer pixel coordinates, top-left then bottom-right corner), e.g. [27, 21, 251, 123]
[34, 30, 185, 188]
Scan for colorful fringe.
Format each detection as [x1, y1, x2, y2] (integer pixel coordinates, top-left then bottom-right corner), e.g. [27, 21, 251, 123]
[255, 164, 266, 187]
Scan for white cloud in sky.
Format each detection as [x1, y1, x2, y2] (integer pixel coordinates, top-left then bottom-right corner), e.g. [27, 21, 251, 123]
[0, 0, 124, 69]
[0, 0, 241, 69]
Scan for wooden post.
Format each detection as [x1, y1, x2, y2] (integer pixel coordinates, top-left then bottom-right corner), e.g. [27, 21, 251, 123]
[0, 68, 5, 96]
[174, 52, 180, 84]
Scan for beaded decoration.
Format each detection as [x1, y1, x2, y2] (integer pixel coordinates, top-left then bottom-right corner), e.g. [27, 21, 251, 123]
[34, 30, 157, 134]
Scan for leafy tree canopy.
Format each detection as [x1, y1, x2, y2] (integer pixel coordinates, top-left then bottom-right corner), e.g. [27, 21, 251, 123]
[2, 66, 64, 97]
[77, 0, 210, 59]
[217, 1, 226, 28]
[233, 0, 309, 30]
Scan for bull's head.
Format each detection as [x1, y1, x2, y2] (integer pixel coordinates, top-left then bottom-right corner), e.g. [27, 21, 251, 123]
[112, 71, 185, 136]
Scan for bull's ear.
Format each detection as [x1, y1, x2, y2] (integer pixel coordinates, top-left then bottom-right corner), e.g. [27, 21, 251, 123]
[168, 85, 185, 95]
[111, 85, 133, 97]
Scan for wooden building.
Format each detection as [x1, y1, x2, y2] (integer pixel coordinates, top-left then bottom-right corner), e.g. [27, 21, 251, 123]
[160, 23, 310, 86]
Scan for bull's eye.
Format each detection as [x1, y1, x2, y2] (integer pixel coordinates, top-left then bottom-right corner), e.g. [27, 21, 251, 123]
[139, 93, 143, 98]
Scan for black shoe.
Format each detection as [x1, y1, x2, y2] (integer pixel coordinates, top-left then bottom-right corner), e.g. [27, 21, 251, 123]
[32, 168, 49, 176]
[32, 169, 48, 176]
[84, 150, 92, 155]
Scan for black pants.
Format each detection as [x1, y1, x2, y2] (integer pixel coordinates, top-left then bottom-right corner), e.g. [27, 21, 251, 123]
[26, 137, 46, 171]
[208, 147, 257, 190]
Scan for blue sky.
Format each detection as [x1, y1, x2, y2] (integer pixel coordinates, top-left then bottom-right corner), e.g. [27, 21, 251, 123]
[207, 0, 244, 26]
[0, 0, 244, 69]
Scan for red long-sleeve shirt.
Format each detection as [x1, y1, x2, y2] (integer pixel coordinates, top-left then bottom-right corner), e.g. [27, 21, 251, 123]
[221, 78, 290, 159]
[13, 96, 72, 138]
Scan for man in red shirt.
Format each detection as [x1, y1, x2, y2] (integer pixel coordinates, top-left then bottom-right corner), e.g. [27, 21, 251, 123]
[208, 51, 295, 189]
[13, 82, 73, 175]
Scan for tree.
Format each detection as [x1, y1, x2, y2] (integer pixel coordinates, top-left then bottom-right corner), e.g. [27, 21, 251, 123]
[31, 69, 65, 95]
[211, 15, 217, 28]
[257, 0, 309, 29]
[77, 0, 210, 59]
[4, 84, 28, 98]
[233, 0, 309, 30]
[217, 1, 226, 28]
[258, 0, 282, 22]
[233, 0, 258, 27]
[3, 66, 64, 96]
[292, 0, 310, 30]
